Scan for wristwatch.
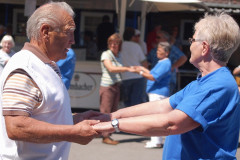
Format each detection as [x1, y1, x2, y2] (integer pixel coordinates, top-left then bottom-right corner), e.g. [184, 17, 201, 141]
[139, 70, 144, 75]
[111, 119, 120, 133]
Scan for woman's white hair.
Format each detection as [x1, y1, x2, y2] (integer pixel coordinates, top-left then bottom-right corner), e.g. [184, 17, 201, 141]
[158, 42, 171, 53]
[0, 35, 15, 48]
[26, 1, 75, 40]
[194, 12, 240, 63]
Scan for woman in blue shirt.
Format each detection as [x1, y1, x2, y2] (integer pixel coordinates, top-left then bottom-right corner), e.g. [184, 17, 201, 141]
[93, 13, 240, 160]
[134, 42, 171, 148]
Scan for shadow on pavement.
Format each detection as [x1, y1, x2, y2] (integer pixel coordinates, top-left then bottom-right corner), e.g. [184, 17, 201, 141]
[118, 137, 149, 143]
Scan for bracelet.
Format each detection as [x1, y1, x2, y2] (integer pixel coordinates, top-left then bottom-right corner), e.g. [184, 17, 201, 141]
[139, 70, 144, 75]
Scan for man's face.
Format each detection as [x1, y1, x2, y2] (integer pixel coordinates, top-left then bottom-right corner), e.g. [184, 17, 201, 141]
[47, 11, 75, 62]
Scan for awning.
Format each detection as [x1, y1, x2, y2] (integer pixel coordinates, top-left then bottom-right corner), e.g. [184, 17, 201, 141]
[141, 0, 209, 12]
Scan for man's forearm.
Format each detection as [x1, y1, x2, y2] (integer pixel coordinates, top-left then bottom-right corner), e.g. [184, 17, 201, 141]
[5, 115, 99, 144]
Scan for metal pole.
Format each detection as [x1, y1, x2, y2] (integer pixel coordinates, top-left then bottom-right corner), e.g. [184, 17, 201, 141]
[119, 0, 127, 37]
[140, 1, 147, 41]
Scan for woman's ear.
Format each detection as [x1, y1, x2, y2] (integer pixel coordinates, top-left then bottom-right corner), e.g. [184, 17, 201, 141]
[201, 41, 210, 56]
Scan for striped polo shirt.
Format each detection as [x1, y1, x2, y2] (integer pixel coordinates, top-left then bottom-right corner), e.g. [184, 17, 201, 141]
[2, 43, 61, 116]
[100, 49, 122, 87]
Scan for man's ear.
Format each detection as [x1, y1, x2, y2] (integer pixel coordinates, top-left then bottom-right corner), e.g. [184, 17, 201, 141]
[40, 24, 51, 41]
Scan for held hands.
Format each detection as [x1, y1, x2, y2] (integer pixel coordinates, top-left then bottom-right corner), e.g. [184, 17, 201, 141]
[73, 111, 114, 138]
[128, 66, 145, 74]
[73, 119, 100, 145]
[92, 121, 115, 135]
[133, 66, 145, 73]
[91, 114, 115, 135]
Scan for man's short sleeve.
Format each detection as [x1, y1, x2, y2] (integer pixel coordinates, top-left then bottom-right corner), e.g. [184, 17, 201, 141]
[2, 69, 42, 116]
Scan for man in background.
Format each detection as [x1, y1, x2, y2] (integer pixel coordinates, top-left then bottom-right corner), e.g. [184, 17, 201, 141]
[96, 15, 115, 53]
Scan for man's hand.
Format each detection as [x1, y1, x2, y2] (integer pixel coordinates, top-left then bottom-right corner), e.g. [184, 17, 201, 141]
[73, 120, 100, 145]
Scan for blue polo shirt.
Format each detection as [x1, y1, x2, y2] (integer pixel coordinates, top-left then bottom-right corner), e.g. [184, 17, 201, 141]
[146, 58, 171, 96]
[163, 67, 240, 159]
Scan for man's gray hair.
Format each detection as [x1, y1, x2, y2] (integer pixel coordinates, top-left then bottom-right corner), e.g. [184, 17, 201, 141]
[194, 12, 240, 63]
[26, 1, 75, 40]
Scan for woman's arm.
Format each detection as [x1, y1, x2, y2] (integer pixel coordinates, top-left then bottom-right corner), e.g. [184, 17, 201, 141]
[103, 59, 134, 73]
[93, 109, 200, 137]
[112, 98, 172, 119]
[134, 66, 155, 81]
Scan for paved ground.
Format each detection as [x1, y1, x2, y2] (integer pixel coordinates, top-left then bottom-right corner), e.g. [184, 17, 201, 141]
[69, 132, 240, 160]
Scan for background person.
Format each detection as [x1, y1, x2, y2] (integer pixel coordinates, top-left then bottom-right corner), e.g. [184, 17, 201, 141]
[120, 27, 148, 107]
[133, 29, 147, 55]
[84, 30, 98, 60]
[232, 65, 240, 92]
[100, 33, 135, 145]
[146, 24, 162, 53]
[134, 42, 171, 149]
[0, 35, 15, 76]
[56, 47, 76, 89]
[93, 13, 240, 160]
[147, 30, 187, 95]
[169, 26, 182, 50]
[0, 2, 102, 159]
[96, 15, 115, 53]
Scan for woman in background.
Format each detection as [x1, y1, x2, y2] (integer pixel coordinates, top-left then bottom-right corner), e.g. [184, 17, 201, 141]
[0, 35, 15, 76]
[99, 33, 135, 145]
[134, 42, 171, 148]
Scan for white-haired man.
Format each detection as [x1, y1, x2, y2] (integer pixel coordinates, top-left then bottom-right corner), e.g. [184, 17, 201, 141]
[0, 2, 102, 159]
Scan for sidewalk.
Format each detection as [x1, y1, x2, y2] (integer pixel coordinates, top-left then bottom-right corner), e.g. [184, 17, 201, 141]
[69, 132, 240, 160]
[69, 133, 162, 160]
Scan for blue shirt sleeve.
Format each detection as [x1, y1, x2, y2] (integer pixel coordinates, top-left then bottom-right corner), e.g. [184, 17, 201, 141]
[56, 48, 76, 89]
[150, 59, 171, 82]
[169, 81, 209, 131]
[170, 67, 240, 133]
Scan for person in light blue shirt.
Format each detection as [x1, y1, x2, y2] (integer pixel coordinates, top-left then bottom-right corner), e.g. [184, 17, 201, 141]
[147, 31, 187, 95]
[134, 42, 171, 148]
[93, 13, 240, 160]
[56, 48, 76, 89]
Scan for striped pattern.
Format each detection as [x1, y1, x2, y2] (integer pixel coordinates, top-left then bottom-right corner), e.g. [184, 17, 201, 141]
[2, 69, 42, 116]
[49, 61, 62, 78]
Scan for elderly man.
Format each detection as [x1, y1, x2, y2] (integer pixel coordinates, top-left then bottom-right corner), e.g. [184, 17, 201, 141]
[93, 13, 240, 159]
[0, 2, 101, 160]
